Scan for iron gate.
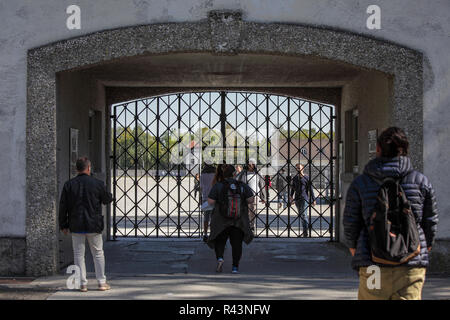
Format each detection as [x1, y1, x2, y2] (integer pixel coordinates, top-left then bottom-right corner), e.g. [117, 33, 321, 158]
[111, 92, 335, 239]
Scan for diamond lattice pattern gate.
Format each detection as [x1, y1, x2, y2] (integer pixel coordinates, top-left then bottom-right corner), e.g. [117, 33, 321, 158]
[111, 92, 335, 239]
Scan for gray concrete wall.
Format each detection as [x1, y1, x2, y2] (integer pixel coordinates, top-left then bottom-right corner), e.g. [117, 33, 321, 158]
[56, 72, 94, 269]
[0, 1, 449, 241]
[342, 71, 392, 174]
[338, 70, 392, 242]
[0, 238, 25, 275]
[56, 72, 107, 269]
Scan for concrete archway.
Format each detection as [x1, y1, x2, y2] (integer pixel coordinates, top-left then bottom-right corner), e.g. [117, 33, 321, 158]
[26, 11, 424, 276]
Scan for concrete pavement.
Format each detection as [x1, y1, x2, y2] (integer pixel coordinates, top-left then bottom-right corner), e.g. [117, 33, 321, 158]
[2, 238, 450, 300]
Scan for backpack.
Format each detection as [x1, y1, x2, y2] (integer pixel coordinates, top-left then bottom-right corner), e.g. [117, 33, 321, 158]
[217, 179, 247, 219]
[368, 177, 421, 265]
[267, 176, 272, 188]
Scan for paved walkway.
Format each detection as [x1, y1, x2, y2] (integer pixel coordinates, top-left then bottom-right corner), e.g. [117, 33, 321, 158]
[2, 239, 450, 300]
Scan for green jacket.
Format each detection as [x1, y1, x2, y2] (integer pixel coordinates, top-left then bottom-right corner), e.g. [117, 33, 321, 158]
[207, 202, 254, 249]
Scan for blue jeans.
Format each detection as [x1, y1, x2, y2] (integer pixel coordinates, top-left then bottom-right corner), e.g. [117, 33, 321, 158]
[277, 192, 288, 208]
[295, 200, 309, 235]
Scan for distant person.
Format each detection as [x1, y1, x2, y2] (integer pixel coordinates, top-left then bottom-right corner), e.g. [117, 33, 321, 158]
[236, 159, 263, 230]
[343, 127, 438, 300]
[200, 164, 216, 242]
[207, 164, 255, 274]
[290, 163, 316, 237]
[212, 163, 226, 185]
[59, 157, 113, 292]
[194, 173, 201, 199]
[261, 174, 272, 205]
[275, 168, 288, 209]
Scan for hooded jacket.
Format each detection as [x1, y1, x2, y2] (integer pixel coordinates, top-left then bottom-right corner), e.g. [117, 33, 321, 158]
[343, 156, 438, 270]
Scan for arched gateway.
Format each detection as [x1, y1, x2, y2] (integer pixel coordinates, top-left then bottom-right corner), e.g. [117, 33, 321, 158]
[26, 11, 424, 275]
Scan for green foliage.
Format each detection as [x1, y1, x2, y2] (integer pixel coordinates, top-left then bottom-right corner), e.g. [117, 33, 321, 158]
[113, 125, 178, 170]
[113, 125, 334, 170]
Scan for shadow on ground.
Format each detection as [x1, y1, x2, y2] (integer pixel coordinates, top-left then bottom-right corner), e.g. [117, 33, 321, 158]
[26, 238, 448, 300]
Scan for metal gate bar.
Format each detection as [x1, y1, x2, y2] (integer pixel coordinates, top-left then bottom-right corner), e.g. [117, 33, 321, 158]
[112, 91, 335, 239]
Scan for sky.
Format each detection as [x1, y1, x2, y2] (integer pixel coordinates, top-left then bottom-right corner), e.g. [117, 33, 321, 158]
[112, 91, 335, 144]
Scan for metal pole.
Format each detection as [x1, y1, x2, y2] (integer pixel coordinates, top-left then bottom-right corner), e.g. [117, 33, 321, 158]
[135, 101, 138, 237]
[287, 98, 291, 238]
[124, 104, 128, 235]
[178, 94, 181, 238]
[266, 94, 269, 237]
[156, 98, 160, 237]
[330, 108, 335, 241]
[112, 106, 117, 240]
[308, 101, 312, 238]
[221, 91, 226, 162]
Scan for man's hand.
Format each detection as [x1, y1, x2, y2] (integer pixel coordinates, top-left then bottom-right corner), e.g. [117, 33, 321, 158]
[62, 229, 69, 235]
[349, 248, 356, 256]
[428, 247, 432, 252]
[312, 201, 317, 206]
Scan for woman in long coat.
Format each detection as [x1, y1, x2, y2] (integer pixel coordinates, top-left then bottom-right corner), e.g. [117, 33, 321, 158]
[206, 164, 255, 274]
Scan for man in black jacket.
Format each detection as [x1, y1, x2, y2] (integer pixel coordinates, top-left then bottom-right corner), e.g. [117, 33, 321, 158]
[290, 164, 316, 237]
[59, 157, 113, 292]
[343, 127, 438, 300]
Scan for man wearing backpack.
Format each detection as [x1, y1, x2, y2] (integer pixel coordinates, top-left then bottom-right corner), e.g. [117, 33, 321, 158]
[207, 164, 255, 274]
[343, 127, 438, 300]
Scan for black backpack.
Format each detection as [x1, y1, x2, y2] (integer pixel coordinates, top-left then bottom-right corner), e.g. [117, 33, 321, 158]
[217, 180, 247, 219]
[368, 177, 421, 265]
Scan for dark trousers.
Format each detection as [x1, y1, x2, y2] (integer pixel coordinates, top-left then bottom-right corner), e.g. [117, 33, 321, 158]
[295, 199, 309, 236]
[214, 226, 245, 267]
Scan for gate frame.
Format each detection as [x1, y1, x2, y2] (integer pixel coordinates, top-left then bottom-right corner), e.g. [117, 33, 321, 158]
[110, 91, 336, 240]
[26, 11, 424, 275]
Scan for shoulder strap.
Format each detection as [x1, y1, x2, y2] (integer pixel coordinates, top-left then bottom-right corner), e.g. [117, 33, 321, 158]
[235, 180, 245, 196]
[369, 174, 405, 187]
[218, 181, 230, 202]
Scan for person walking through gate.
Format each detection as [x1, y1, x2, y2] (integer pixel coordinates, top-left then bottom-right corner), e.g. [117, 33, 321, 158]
[290, 163, 316, 237]
[59, 157, 113, 292]
[343, 127, 438, 300]
[275, 168, 289, 209]
[207, 164, 255, 274]
[236, 159, 264, 231]
[260, 174, 272, 204]
[236, 164, 243, 176]
[200, 164, 216, 242]
[194, 173, 201, 199]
